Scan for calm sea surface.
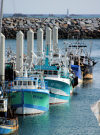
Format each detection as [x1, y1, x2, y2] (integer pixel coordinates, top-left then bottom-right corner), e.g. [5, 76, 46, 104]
[4, 14, 100, 19]
[5, 39, 100, 135]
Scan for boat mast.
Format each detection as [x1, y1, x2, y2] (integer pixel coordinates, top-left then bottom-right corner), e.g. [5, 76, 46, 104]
[67, 9, 69, 17]
[0, 0, 3, 36]
[0, 0, 4, 83]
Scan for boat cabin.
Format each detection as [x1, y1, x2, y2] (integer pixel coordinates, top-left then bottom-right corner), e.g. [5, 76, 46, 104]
[44, 70, 58, 77]
[14, 80, 37, 86]
[11, 77, 47, 89]
[34, 64, 60, 77]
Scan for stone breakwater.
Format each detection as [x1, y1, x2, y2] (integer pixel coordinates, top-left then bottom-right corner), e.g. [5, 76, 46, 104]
[2, 17, 100, 39]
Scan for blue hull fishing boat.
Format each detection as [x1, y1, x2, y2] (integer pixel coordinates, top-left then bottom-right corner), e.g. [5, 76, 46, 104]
[7, 70, 49, 115]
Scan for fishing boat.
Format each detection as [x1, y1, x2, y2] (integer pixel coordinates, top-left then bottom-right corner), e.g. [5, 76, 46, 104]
[35, 45, 72, 104]
[7, 70, 49, 115]
[45, 73, 71, 104]
[35, 66, 71, 104]
[0, 88, 19, 135]
[0, 0, 18, 134]
[65, 40, 96, 80]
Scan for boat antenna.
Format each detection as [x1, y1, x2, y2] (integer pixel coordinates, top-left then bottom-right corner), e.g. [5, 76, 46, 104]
[89, 41, 92, 58]
[67, 9, 69, 18]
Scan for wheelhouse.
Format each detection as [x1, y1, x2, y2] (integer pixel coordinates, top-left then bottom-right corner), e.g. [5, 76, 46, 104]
[11, 77, 48, 89]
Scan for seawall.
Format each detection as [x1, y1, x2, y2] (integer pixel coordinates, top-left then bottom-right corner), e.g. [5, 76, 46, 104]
[2, 17, 100, 39]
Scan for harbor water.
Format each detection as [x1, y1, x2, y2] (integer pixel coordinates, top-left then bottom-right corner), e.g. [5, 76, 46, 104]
[5, 39, 100, 135]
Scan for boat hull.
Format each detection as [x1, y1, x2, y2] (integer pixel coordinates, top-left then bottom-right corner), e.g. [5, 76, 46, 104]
[0, 125, 18, 135]
[82, 65, 93, 79]
[83, 73, 93, 79]
[50, 93, 70, 104]
[8, 89, 49, 115]
[0, 118, 18, 135]
[45, 78, 71, 104]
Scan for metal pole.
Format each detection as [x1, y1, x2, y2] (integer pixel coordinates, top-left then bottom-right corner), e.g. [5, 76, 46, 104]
[0, 0, 3, 35]
[0, 0, 4, 84]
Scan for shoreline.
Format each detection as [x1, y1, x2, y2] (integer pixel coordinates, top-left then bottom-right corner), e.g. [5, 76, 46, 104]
[2, 17, 100, 39]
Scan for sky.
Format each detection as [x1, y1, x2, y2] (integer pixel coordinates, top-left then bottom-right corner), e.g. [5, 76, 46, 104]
[3, 0, 100, 14]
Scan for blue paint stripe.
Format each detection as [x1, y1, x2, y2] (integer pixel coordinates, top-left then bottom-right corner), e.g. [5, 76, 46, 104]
[0, 127, 14, 134]
[35, 65, 57, 70]
[50, 93, 70, 100]
[6, 89, 49, 95]
[11, 104, 49, 111]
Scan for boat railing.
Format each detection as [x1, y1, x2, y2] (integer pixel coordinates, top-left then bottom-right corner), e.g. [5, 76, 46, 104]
[38, 80, 48, 90]
[7, 79, 48, 91]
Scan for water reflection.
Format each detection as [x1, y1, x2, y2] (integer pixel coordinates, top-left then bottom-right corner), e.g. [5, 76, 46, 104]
[82, 79, 93, 88]
[16, 102, 71, 135]
[18, 111, 50, 135]
[11, 131, 19, 135]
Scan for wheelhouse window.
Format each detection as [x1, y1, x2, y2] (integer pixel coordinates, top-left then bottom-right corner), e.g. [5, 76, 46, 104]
[44, 70, 47, 74]
[14, 81, 17, 86]
[23, 81, 27, 85]
[28, 81, 32, 85]
[49, 70, 52, 75]
[0, 100, 3, 103]
[18, 81, 22, 85]
[53, 71, 58, 75]
[33, 81, 36, 85]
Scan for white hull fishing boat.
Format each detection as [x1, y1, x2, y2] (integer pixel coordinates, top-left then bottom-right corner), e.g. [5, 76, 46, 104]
[35, 65, 71, 104]
[45, 76, 71, 104]
[35, 45, 72, 104]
